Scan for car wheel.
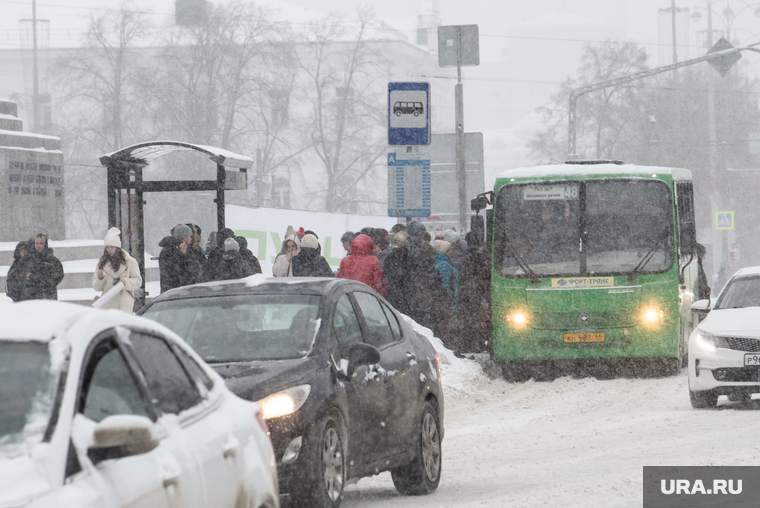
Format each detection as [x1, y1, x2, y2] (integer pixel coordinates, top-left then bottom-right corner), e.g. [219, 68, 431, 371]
[395, 111, 402, 116]
[391, 400, 441, 495]
[294, 415, 345, 508]
[689, 388, 718, 409]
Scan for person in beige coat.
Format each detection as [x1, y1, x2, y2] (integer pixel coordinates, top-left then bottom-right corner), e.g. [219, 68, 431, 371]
[92, 227, 142, 313]
[272, 225, 300, 277]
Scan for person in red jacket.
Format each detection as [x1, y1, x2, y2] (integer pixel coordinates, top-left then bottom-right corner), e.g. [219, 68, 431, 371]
[337, 234, 386, 296]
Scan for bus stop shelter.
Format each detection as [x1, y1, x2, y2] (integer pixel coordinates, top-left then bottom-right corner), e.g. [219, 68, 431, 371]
[99, 141, 253, 302]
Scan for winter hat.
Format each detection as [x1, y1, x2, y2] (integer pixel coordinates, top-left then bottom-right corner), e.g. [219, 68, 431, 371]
[443, 229, 460, 243]
[392, 231, 411, 250]
[340, 231, 355, 243]
[433, 240, 451, 256]
[104, 227, 122, 248]
[173, 223, 193, 241]
[301, 234, 319, 250]
[390, 223, 406, 234]
[224, 237, 240, 252]
[296, 227, 306, 238]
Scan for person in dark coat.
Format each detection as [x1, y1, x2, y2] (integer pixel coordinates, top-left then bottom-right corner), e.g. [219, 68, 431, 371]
[234, 236, 262, 275]
[337, 234, 385, 295]
[370, 228, 391, 266]
[158, 224, 203, 293]
[5, 240, 41, 302]
[382, 231, 416, 316]
[460, 231, 492, 352]
[31, 234, 64, 300]
[205, 227, 236, 281]
[292, 234, 334, 277]
[341, 231, 355, 255]
[215, 238, 255, 281]
[697, 243, 711, 301]
[186, 224, 208, 279]
[303, 230, 322, 255]
[405, 221, 444, 330]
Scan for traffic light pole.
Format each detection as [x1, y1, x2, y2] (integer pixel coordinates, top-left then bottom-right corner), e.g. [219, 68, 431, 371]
[567, 41, 760, 156]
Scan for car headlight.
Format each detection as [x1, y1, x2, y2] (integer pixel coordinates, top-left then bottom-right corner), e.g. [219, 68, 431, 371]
[257, 385, 311, 419]
[694, 330, 728, 352]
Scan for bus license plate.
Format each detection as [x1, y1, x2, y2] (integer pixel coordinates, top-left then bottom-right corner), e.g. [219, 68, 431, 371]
[564, 333, 605, 343]
[744, 354, 760, 366]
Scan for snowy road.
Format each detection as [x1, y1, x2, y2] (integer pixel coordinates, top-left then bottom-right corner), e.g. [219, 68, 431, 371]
[341, 354, 760, 508]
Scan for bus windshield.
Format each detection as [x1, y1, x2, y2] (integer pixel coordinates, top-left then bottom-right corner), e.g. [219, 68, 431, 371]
[495, 179, 674, 278]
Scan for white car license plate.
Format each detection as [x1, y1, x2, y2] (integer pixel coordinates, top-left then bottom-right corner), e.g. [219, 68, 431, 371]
[744, 354, 760, 366]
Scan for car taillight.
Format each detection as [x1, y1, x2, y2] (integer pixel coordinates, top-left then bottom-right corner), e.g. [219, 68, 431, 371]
[434, 351, 440, 369]
[255, 410, 270, 436]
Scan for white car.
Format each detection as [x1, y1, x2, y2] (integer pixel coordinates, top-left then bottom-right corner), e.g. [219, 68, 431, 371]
[688, 266, 760, 408]
[0, 301, 279, 508]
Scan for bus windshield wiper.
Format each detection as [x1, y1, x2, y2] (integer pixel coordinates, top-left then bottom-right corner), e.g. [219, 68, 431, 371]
[504, 236, 540, 283]
[628, 241, 661, 281]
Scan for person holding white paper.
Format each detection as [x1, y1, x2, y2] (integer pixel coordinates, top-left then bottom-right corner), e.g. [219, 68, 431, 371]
[92, 227, 142, 313]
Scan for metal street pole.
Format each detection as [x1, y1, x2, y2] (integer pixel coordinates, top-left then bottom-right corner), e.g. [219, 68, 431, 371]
[32, 0, 39, 131]
[455, 59, 466, 233]
[706, 1, 722, 288]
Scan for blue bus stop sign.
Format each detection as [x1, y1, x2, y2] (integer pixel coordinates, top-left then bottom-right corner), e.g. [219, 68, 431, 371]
[388, 82, 430, 146]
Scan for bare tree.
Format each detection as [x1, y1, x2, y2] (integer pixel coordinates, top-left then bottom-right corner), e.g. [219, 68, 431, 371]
[143, 2, 273, 149]
[294, 11, 389, 213]
[529, 41, 649, 163]
[53, 2, 150, 237]
[57, 2, 150, 152]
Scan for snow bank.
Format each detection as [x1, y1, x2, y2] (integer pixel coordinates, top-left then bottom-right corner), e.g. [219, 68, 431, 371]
[401, 315, 499, 402]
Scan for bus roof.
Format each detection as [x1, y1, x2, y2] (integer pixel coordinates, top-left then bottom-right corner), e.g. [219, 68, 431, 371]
[496, 164, 692, 181]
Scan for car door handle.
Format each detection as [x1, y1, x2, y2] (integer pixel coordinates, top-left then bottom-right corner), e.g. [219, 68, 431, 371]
[163, 473, 180, 489]
[406, 352, 417, 362]
[223, 435, 240, 459]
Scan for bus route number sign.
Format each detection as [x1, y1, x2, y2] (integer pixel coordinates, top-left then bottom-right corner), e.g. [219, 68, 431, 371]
[523, 184, 579, 201]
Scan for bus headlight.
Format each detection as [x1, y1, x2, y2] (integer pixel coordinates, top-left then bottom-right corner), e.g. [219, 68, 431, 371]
[257, 385, 311, 419]
[505, 310, 529, 328]
[641, 307, 665, 325]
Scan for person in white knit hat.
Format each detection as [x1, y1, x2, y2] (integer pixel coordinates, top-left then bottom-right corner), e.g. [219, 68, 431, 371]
[92, 227, 142, 313]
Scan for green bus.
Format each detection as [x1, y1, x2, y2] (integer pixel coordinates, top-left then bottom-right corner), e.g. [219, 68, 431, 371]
[482, 161, 700, 380]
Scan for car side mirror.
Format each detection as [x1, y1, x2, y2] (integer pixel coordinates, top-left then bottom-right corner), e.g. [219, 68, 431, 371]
[690, 299, 712, 314]
[346, 343, 381, 379]
[87, 415, 158, 465]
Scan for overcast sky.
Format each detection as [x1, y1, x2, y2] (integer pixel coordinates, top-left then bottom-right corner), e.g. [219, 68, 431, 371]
[4, 0, 756, 51]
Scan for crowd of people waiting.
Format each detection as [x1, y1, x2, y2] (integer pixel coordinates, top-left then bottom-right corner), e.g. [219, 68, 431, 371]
[5, 221, 492, 353]
[270, 222, 491, 355]
[158, 223, 263, 293]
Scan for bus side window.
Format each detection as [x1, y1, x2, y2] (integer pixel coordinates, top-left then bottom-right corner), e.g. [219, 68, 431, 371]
[675, 182, 696, 259]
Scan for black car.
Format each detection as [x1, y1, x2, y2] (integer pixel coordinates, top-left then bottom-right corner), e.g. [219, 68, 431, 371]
[139, 276, 444, 508]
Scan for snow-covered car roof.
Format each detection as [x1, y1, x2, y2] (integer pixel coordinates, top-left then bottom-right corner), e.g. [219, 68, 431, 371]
[0, 300, 159, 343]
[729, 266, 760, 279]
[149, 274, 348, 302]
[496, 164, 692, 181]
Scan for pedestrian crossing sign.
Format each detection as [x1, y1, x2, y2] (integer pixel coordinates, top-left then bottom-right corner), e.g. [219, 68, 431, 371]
[716, 211, 734, 230]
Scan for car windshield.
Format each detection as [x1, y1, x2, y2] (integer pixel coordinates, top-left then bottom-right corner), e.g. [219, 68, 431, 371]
[716, 276, 760, 309]
[494, 179, 674, 277]
[0, 341, 62, 458]
[142, 295, 322, 362]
